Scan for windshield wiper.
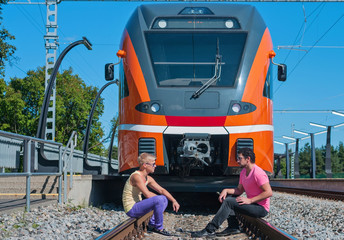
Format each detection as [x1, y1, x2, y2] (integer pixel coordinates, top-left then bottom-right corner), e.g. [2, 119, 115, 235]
[191, 38, 222, 99]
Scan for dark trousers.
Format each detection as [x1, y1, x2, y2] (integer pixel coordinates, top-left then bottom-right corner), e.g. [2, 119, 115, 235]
[206, 196, 268, 232]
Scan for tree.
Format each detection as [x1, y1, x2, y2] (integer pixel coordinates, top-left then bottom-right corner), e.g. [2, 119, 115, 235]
[315, 146, 325, 177]
[1, 67, 105, 155]
[54, 68, 105, 154]
[0, 78, 25, 133]
[334, 142, 344, 174]
[0, 0, 16, 78]
[299, 143, 311, 177]
[8, 68, 45, 135]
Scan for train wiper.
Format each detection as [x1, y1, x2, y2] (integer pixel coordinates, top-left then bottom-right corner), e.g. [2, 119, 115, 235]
[191, 39, 222, 100]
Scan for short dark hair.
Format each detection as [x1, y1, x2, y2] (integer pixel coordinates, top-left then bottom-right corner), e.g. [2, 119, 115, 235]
[238, 148, 255, 163]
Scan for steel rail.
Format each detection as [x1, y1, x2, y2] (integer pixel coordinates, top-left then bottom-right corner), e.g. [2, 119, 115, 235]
[270, 179, 344, 201]
[95, 211, 153, 240]
[237, 213, 297, 240]
[272, 187, 344, 201]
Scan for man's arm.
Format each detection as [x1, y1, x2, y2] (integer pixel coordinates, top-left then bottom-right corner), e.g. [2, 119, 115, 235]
[131, 174, 156, 198]
[147, 176, 180, 212]
[218, 184, 245, 203]
[236, 182, 272, 205]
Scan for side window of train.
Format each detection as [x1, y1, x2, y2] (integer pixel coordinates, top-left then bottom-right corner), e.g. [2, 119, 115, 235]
[119, 63, 129, 99]
[263, 62, 273, 99]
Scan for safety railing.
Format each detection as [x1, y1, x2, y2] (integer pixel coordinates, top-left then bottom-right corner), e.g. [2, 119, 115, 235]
[0, 130, 63, 212]
[62, 131, 77, 203]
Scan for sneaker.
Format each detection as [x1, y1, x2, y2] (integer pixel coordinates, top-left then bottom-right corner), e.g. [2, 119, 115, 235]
[191, 229, 216, 238]
[147, 226, 173, 236]
[216, 227, 241, 236]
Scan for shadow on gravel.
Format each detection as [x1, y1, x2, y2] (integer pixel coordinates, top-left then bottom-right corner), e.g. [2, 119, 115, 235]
[167, 192, 222, 215]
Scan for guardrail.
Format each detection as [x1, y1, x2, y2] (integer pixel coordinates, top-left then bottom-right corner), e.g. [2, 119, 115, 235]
[62, 131, 77, 203]
[96, 211, 153, 240]
[0, 129, 119, 211]
[0, 131, 118, 175]
[0, 130, 63, 211]
[237, 213, 297, 240]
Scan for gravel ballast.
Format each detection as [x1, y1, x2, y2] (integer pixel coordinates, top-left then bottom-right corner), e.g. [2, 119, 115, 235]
[0, 192, 343, 240]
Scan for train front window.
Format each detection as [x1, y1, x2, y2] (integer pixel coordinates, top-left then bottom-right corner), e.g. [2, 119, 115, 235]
[145, 32, 247, 87]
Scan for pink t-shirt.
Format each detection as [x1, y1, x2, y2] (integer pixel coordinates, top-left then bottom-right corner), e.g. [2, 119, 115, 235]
[239, 164, 270, 212]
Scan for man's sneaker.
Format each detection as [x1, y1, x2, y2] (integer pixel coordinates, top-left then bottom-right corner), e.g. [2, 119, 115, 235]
[215, 227, 241, 236]
[147, 224, 154, 232]
[191, 229, 216, 238]
[147, 225, 173, 236]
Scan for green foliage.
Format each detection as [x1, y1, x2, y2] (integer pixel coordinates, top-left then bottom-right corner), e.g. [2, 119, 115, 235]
[0, 67, 105, 155]
[32, 223, 39, 229]
[54, 68, 105, 154]
[0, 0, 16, 78]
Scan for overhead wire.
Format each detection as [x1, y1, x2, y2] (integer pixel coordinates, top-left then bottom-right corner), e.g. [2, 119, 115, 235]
[15, 4, 45, 36]
[274, 4, 343, 94]
[274, 3, 325, 94]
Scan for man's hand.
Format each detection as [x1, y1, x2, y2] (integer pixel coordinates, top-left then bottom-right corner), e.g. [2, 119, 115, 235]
[236, 196, 252, 205]
[218, 189, 228, 203]
[172, 201, 180, 212]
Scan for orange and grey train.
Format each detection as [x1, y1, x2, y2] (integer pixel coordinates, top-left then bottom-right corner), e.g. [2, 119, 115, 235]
[107, 4, 286, 177]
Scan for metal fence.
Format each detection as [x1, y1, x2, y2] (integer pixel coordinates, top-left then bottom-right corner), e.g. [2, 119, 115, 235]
[0, 130, 63, 211]
[0, 130, 118, 211]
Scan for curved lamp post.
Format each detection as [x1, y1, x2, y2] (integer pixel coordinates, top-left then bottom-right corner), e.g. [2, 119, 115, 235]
[37, 37, 92, 140]
[82, 80, 118, 174]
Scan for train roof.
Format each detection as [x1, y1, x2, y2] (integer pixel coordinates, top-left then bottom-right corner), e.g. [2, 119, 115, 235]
[137, 3, 266, 31]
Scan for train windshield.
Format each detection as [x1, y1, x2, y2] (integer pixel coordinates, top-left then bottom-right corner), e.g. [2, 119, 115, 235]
[145, 32, 247, 87]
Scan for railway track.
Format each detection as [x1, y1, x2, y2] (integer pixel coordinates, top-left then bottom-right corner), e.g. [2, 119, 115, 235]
[96, 210, 296, 240]
[270, 179, 344, 201]
[95, 211, 153, 240]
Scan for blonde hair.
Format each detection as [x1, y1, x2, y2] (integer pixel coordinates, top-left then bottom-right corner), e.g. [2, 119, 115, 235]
[137, 153, 156, 165]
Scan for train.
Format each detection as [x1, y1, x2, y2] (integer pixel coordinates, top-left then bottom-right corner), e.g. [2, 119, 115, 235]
[105, 3, 286, 177]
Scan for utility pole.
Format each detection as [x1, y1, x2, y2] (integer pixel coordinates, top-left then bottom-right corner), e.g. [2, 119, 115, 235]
[44, 0, 59, 141]
[9, 0, 59, 141]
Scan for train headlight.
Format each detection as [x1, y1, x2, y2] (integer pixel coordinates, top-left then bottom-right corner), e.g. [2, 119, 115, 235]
[158, 20, 167, 28]
[225, 19, 234, 28]
[232, 103, 241, 113]
[151, 103, 161, 112]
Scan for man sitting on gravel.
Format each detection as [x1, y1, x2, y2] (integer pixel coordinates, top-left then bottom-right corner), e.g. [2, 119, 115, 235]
[192, 147, 272, 238]
[122, 152, 180, 236]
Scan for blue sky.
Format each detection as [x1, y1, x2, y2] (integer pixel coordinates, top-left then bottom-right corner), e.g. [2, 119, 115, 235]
[3, 2, 344, 154]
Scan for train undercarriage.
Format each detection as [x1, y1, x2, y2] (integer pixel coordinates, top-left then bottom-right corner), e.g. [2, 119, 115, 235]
[164, 134, 231, 177]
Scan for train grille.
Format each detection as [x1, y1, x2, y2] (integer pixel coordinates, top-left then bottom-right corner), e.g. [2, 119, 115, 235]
[236, 138, 253, 154]
[138, 138, 156, 155]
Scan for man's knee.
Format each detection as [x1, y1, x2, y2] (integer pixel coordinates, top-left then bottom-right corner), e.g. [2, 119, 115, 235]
[223, 196, 237, 206]
[153, 195, 168, 206]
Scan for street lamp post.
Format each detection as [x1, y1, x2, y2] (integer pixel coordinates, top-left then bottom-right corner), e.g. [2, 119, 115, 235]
[37, 37, 92, 140]
[274, 140, 293, 179]
[35, 37, 92, 172]
[311, 118, 344, 178]
[294, 129, 326, 178]
[83, 80, 118, 175]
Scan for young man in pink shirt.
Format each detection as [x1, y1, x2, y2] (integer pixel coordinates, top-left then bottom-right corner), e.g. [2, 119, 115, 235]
[192, 147, 273, 238]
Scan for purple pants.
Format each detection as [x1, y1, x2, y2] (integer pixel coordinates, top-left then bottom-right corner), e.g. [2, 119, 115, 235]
[126, 195, 168, 230]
